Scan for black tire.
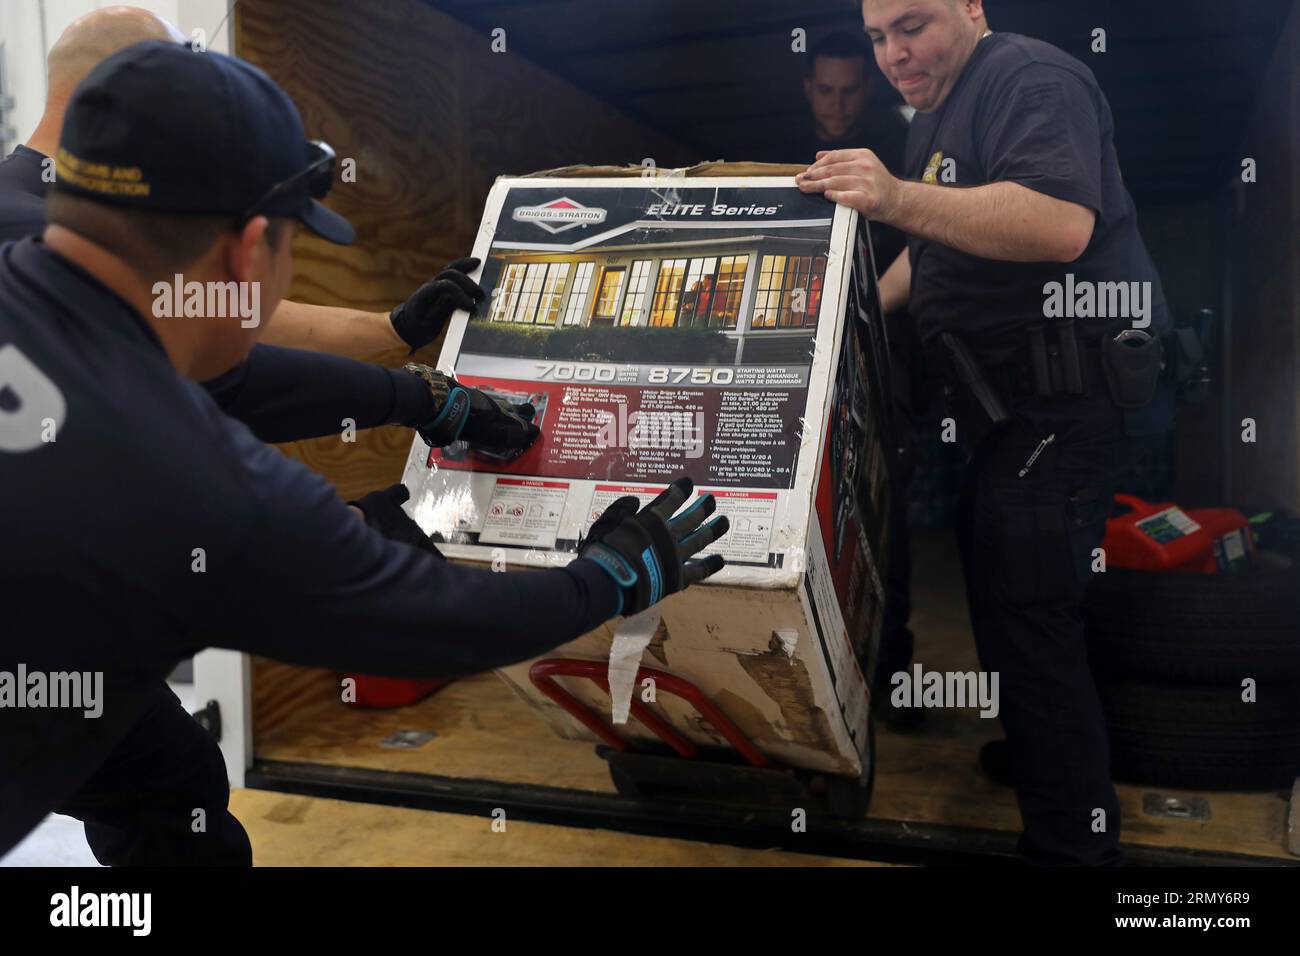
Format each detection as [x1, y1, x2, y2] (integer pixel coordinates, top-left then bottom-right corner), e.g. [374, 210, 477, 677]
[1083, 557, 1300, 683]
[821, 717, 876, 819]
[1098, 677, 1300, 790]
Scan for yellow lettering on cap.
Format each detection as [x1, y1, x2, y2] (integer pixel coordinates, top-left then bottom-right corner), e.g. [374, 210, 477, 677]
[55, 147, 150, 197]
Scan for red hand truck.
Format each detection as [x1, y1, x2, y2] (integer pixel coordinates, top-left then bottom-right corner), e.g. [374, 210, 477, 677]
[528, 657, 875, 818]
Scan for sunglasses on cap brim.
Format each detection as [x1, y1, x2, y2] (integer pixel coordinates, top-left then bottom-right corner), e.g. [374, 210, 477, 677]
[237, 140, 337, 226]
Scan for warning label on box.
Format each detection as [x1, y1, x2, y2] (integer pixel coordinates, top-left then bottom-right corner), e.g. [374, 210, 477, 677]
[479, 478, 570, 548]
[696, 489, 777, 563]
[586, 483, 666, 537]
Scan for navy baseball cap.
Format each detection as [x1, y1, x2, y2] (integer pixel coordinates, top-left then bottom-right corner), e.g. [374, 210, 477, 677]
[54, 40, 354, 245]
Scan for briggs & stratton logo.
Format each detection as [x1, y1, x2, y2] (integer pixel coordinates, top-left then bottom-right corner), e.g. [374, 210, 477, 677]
[512, 197, 607, 233]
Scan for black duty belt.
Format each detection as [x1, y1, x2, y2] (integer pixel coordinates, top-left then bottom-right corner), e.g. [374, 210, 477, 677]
[929, 310, 1213, 428]
[1005, 338, 1108, 400]
[927, 335, 1108, 406]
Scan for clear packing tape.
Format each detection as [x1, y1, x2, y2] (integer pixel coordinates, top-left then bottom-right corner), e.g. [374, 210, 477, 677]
[606, 607, 661, 724]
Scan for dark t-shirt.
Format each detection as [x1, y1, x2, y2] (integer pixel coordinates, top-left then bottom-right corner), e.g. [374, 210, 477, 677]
[0, 146, 51, 242]
[0, 237, 619, 854]
[903, 33, 1168, 363]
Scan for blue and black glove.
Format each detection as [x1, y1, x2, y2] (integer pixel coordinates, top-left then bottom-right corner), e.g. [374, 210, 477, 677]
[578, 477, 729, 617]
[405, 363, 540, 452]
[390, 257, 485, 352]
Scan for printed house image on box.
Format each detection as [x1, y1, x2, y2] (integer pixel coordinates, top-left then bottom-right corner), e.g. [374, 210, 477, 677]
[469, 221, 831, 367]
[401, 172, 895, 778]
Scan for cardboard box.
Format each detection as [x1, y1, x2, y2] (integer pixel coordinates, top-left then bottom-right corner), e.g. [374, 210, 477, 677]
[401, 164, 894, 776]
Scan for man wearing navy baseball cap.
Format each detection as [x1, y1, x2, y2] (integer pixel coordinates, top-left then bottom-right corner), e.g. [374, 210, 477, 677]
[0, 41, 728, 864]
[54, 41, 354, 243]
[45, 40, 355, 377]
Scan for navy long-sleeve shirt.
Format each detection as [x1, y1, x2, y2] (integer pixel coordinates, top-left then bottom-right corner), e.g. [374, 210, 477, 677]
[0, 237, 620, 854]
[202, 343, 438, 443]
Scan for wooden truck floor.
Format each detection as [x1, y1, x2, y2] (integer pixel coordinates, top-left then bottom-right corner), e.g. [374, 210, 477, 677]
[246, 531, 1296, 866]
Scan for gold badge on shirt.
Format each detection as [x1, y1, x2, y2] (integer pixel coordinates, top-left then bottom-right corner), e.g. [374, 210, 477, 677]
[922, 151, 944, 185]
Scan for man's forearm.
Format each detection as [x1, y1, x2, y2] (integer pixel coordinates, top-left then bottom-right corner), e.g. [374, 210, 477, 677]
[225, 557, 622, 679]
[206, 436, 624, 678]
[879, 249, 911, 314]
[888, 180, 1095, 264]
[261, 299, 406, 358]
[203, 344, 435, 443]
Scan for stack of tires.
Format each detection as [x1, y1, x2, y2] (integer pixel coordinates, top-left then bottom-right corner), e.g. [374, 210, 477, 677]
[1084, 526, 1300, 791]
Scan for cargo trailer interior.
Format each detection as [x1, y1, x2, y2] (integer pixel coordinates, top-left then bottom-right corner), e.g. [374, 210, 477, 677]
[192, 0, 1300, 866]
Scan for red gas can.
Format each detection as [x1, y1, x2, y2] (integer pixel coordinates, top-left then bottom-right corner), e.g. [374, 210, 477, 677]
[343, 675, 453, 708]
[1102, 494, 1254, 574]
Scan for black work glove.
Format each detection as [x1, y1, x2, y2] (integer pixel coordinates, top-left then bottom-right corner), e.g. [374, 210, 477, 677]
[578, 476, 729, 617]
[349, 484, 444, 559]
[390, 257, 485, 352]
[405, 363, 541, 452]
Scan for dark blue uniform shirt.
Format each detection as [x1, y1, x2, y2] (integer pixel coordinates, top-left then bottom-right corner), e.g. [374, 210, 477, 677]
[0, 146, 50, 243]
[0, 238, 618, 853]
[903, 33, 1169, 364]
